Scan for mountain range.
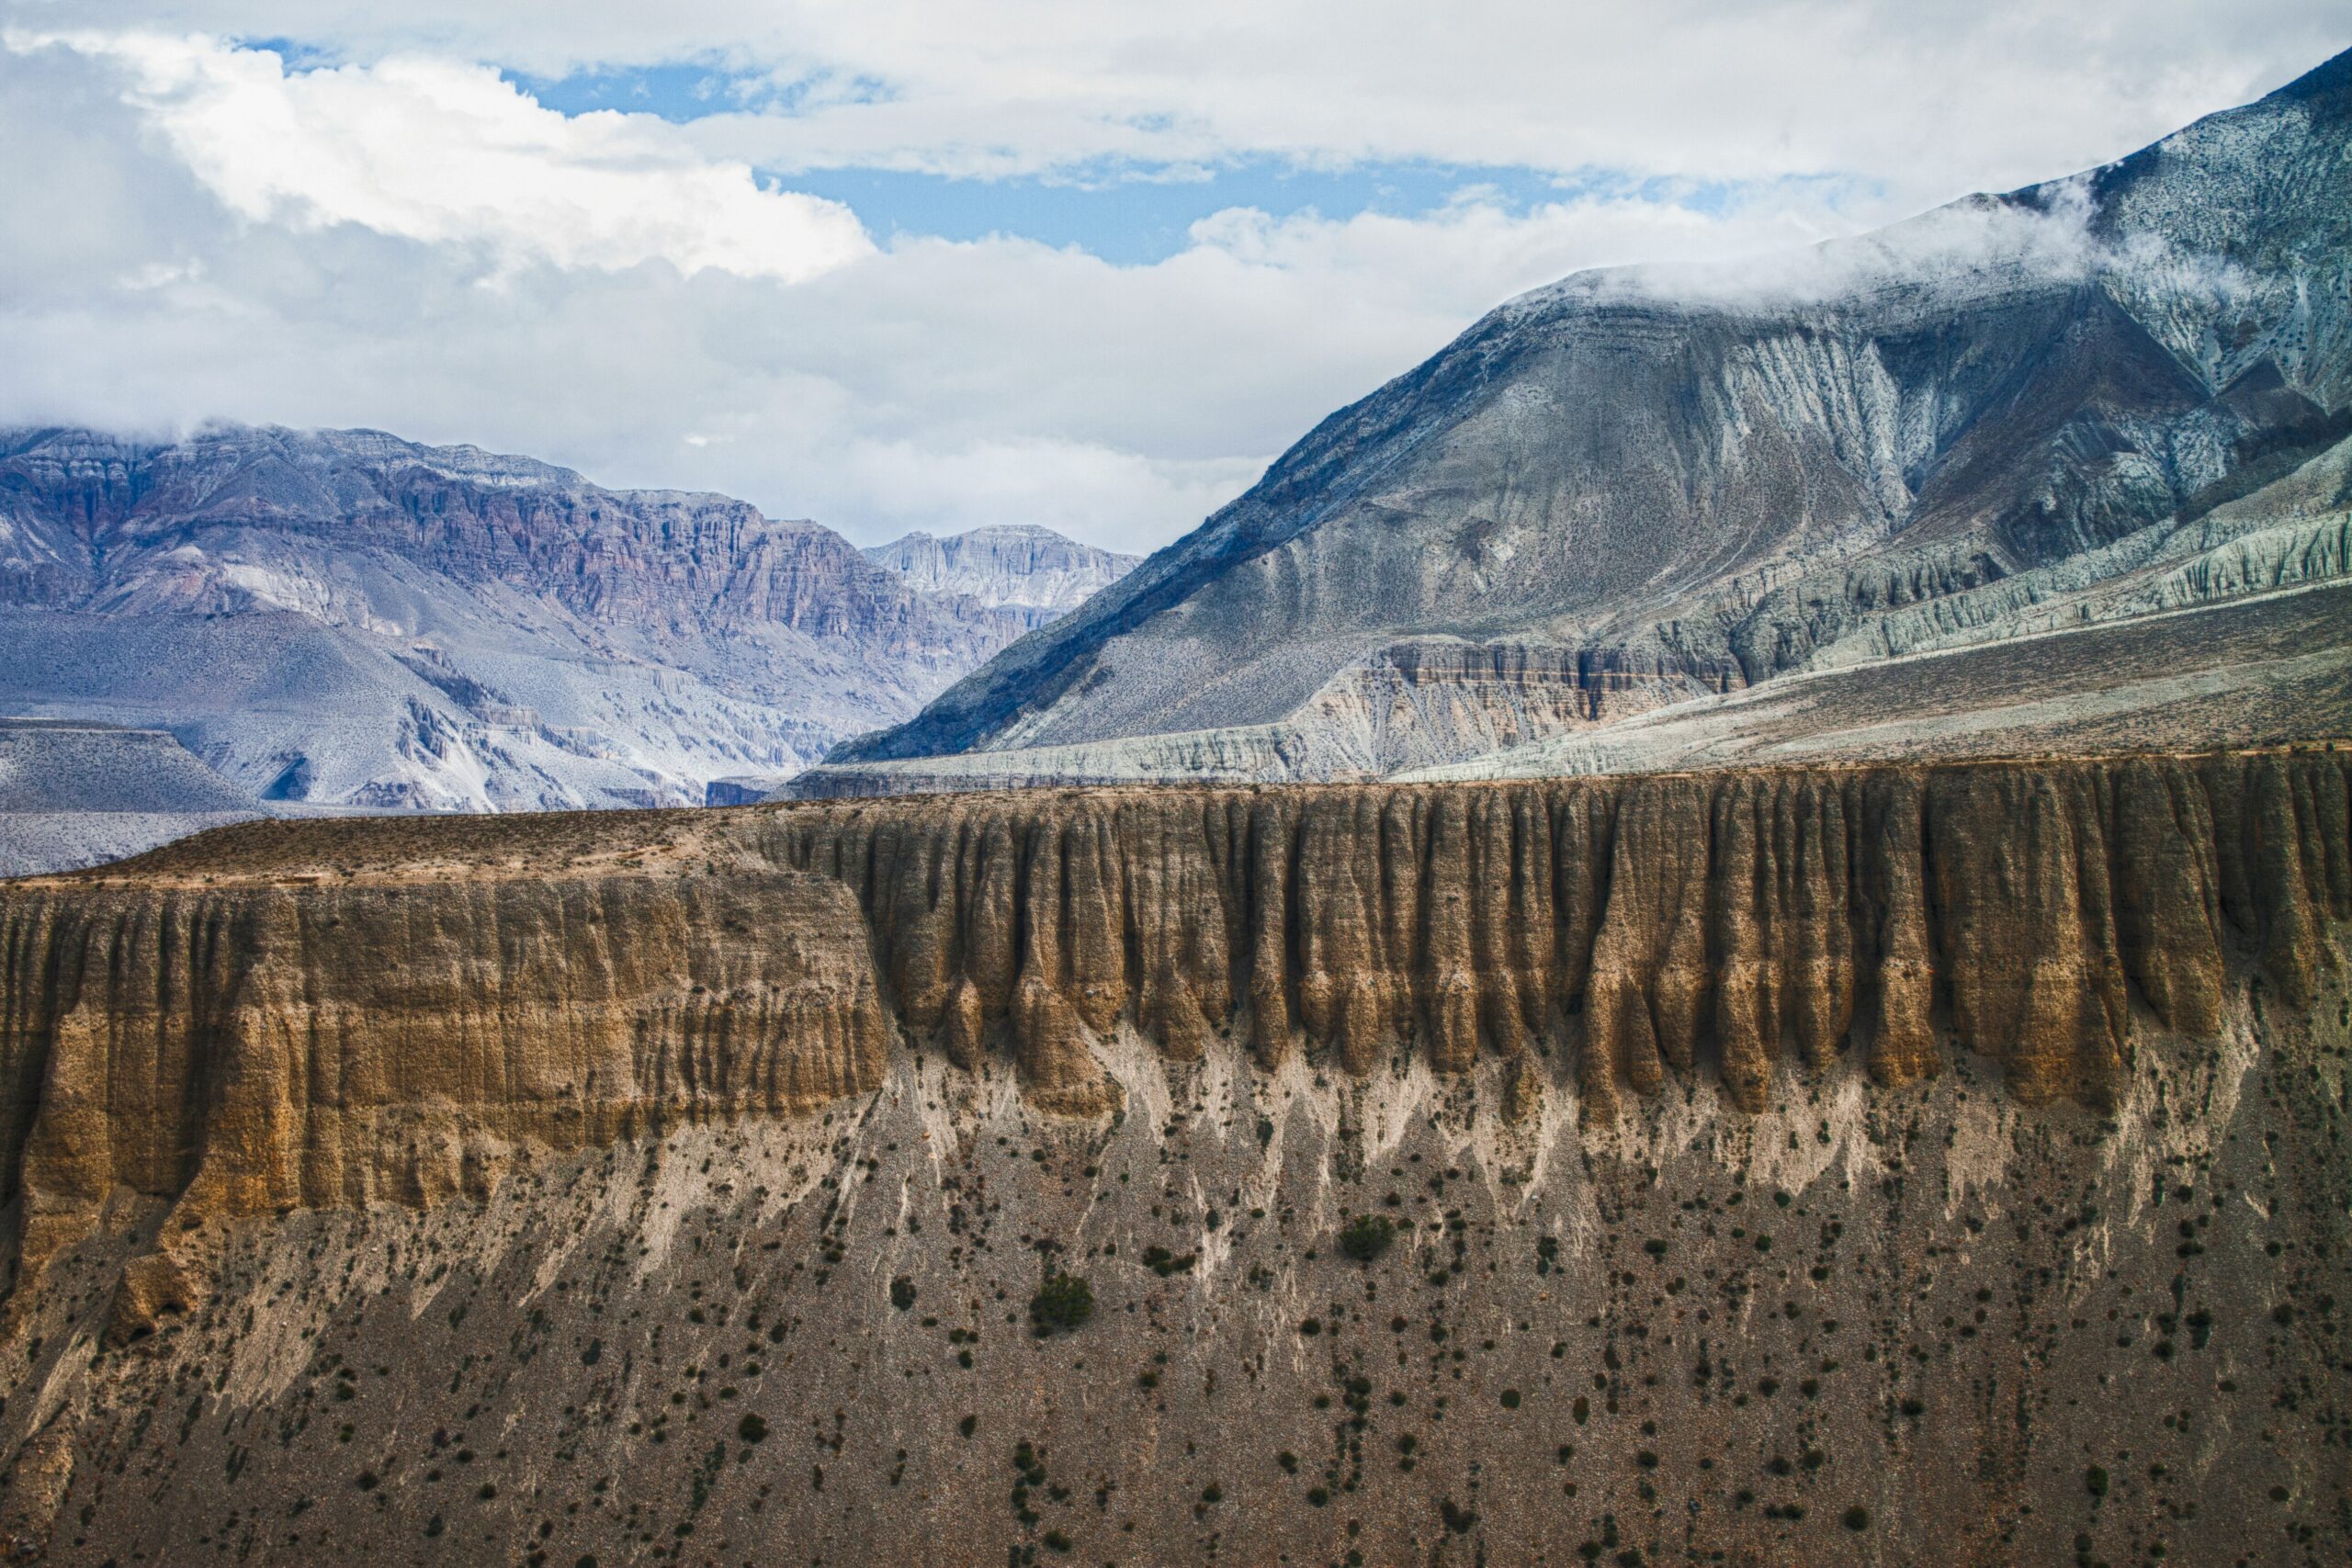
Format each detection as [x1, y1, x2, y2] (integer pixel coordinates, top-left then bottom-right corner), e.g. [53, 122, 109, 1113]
[805, 47, 2352, 795]
[5, 54, 2350, 843]
[0, 425, 1130, 839]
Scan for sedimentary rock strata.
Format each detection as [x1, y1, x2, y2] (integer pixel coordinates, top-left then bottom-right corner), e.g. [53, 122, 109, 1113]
[0, 747, 2344, 1564]
[0, 748, 2341, 1281]
[763, 749, 2346, 1116]
[0, 868, 888, 1304]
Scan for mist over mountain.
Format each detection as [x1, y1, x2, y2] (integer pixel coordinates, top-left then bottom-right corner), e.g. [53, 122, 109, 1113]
[809, 48, 2352, 795]
[0, 424, 1114, 818]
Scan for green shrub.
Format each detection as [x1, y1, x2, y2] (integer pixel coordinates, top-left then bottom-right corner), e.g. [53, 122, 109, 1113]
[890, 1277, 917, 1312]
[1030, 1273, 1094, 1336]
[1338, 1216, 1395, 1263]
[738, 1413, 769, 1445]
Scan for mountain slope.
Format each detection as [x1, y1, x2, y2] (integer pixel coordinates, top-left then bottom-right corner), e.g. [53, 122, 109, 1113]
[0, 718, 261, 875]
[864, 524, 1139, 625]
[813, 48, 2352, 791]
[0, 425, 1097, 812]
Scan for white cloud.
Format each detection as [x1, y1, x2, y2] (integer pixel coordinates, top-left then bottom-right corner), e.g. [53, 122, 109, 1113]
[13, 2, 2342, 210]
[0, 34, 1886, 553]
[0, 13, 2337, 557]
[9, 29, 872, 282]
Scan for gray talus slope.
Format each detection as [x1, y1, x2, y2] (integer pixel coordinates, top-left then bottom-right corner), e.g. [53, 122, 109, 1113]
[0, 718, 261, 876]
[814, 48, 2352, 791]
[0, 425, 1105, 814]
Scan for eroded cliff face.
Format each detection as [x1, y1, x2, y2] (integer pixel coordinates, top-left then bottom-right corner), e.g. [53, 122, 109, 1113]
[1, 750, 2344, 1269]
[0, 750, 2345, 1565]
[0, 868, 889, 1318]
[760, 749, 2345, 1119]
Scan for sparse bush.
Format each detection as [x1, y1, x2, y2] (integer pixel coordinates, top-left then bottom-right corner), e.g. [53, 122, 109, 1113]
[1338, 1216, 1395, 1263]
[890, 1277, 917, 1312]
[1030, 1273, 1094, 1336]
[738, 1414, 769, 1445]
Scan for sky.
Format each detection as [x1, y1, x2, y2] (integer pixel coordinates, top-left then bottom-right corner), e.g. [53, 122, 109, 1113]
[0, 4, 2341, 554]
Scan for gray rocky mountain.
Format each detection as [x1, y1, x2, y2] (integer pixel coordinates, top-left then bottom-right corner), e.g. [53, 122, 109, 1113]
[807, 49, 2352, 795]
[0, 717, 261, 875]
[864, 524, 1138, 626]
[0, 425, 1102, 817]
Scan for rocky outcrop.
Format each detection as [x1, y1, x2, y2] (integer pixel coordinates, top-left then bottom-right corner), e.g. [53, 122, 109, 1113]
[1, 747, 2341, 1299]
[705, 775, 788, 807]
[770, 749, 2346, 1117]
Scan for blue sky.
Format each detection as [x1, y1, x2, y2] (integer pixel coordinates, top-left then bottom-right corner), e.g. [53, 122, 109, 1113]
[1, 3, 2339, 551]
[514, 60, 1753, 265]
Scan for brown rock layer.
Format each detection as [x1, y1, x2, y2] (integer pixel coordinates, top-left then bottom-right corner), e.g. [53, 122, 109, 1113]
[0, 748, 2343, 1277]
[763, 749, 2346, 1114]
[0, 870, 888, 1283]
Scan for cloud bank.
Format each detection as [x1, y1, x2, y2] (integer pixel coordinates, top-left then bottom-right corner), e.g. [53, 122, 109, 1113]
[0, 6, 2338, 552]
[15, 31, 873, 282]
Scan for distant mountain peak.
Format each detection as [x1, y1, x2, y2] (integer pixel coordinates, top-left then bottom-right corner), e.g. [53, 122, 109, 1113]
[0, 421, 1052, 822]
[863, 525, 1140, 623]
[808, 47, 2352, 791]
